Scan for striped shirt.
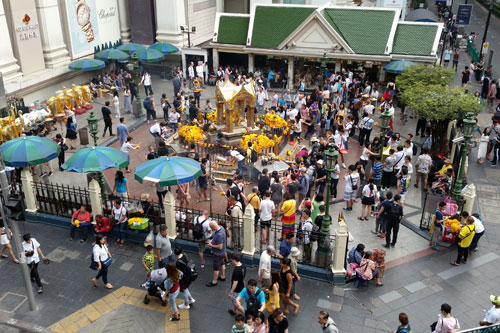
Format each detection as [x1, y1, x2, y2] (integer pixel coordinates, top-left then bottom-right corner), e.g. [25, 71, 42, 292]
[372, 162, 383, 180]
[361, 117, 375, 130]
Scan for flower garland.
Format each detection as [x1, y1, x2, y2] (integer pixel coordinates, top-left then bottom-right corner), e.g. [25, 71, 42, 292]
[263, 111, 287, 128]
[240, 133, 281, 153]
[178, 124, 204, 142]
[444, 218, 461, 233]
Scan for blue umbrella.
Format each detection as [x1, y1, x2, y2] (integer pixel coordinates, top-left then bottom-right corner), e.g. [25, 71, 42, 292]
[69, 59, 106, 71]
[134, 156, 201, 186]
[383, 60, 416, 74]
[137, 48, 164, 63]
[150, 42, 179, 54]
[1, 136, 61, 167]
[95, 49, 130, 62]
[117, 43, 147, 54]
[61, 146, 129, 173]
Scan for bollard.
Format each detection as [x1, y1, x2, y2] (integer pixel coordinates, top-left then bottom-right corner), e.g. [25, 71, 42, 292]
[242, 205, 256, 258]
[462, 183, 476, 216]
[21, 168, 37, 213]
[331, 219, 348, 285]
[163, 191, 177, 241]
[88, 179, 103, 223]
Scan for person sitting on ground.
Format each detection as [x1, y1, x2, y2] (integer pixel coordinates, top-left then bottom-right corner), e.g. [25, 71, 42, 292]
[95, 214, 112, 237]
[347, 243, 365, 266]
[355, 251, 383, 287]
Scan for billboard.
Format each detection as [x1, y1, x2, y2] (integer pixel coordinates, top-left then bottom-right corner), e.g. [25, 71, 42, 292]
[64, 0, 121, 59]
[456, 5, 473, 25]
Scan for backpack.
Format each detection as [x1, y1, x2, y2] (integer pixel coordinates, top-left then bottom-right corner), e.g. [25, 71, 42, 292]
[246, 289, 263, 316]
[143, 97, 152, 110]
[237, 148, 247, 157]
[250, 148, 258, 163]
[412, 143, 418, 156]
[386, 202, 402, 223]
[193, 216, 207, 241]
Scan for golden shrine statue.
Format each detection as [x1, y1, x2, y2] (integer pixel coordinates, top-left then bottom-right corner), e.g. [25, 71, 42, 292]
[0, 106, 22, 142]
[71, 84, 84, 109]
[215, 78, 256, 133]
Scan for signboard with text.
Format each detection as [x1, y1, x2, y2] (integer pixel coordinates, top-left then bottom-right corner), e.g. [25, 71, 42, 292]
[64, 0, 121, 59]
[456, 4, 473, 25]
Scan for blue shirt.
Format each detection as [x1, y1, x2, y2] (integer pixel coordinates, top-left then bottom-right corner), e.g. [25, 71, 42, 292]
[347, 247, 363, 265]
[372, 162, 383, 180]
[267, 71, 275, 81]
[434, 210, 444, 228]
[211, 227, 226, 256]
[238, 287, 266, 310]
[115, 178, 127, 193]
[117, 124, 128, 141]
[279, 239, 291, 258]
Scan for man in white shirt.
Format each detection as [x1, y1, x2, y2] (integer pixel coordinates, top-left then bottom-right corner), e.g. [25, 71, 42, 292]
[256, 88, 266, 115]
[259, 191, 275, 245]
[194, 210, 212, 268]
[188, 62, 195, 88]
[229, 196, 243, 249]
[480, 295, 500, 326]
[196, 61, 204, 87]
[287, 107, 298, 121]
[169, 109, 180, 133]
[393, 146, 406, 175]
[230, 149, 246, 175]
[140, 71, 153, 96]
[22, 233, 46, 293]
[258, 245, 275, 291]
[301, 209, 313, 263]
[149, 121, 167, 138]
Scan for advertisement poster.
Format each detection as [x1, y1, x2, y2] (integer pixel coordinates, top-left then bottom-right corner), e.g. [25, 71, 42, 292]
[65, 0, 121, 59]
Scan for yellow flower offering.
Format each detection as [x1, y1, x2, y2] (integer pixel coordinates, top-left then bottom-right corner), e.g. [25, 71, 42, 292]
[263, 111, 287, 128]
[75, 220, 80, 228]
[178, 124, 204, 142]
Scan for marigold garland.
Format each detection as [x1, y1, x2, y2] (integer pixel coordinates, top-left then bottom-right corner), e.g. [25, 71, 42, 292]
[444, 218, 461, 233]
[240, 134, 281, 153]
[178, 124, 204, 142]
[263, 111, 287, 128]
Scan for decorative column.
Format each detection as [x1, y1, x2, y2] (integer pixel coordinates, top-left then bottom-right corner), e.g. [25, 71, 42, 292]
[217, 102, 224, 125]
[35, 0, 70, 69]
[213, 48, 219, 73]
[21, 169, 37, 213]
[88, 179, 103, 223]
[334, 61, 341, 73]
[331, 219, 348, 285]
[287, 56, 294, 90]
[163, 191, 177, 241]
[155, 0, 185, 46]
[117, 0, 131, 43]
[378, 66, 386, 82]
[241, 204, 255, 258]
[247, 106, 255, 128]
[239, 100, 244, 125]
[248, 53, 255, 73]
[226, 108, 233, 133]
[0, 1, 20, 80]
[462, 184, 476, 215]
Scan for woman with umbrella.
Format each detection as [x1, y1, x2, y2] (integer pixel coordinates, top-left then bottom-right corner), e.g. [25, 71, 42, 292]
[65, 117, 78, 149]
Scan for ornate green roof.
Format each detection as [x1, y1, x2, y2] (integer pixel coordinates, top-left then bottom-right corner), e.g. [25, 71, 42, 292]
[392, 24, 438, 56]
[217, 16, 249, 45]
[250, 6, 315, 48]
[321, 9, 395, 55]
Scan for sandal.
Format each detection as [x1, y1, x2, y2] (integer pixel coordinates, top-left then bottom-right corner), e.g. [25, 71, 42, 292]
[450, 262, 460, 266]
[13, 259, 19, 264]
[91, 278, 97, 288]
[115, 239, 120, 245]
[104, 283, 114, 289]
[358, 217, 364, 221]
[1, 255, 8, 258]
[170, 316, 180, 322]
[120, 241, 125, 247]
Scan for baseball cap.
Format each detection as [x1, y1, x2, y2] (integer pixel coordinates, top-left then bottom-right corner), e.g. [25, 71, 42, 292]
[300, 167, 307, 172]
[491, 295, 500, 306]
[317, 160, 324, 165]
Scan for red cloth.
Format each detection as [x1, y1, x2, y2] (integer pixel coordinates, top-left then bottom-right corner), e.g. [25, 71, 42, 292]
[95, 217, 113, 233]
[169, 282, 179, 294]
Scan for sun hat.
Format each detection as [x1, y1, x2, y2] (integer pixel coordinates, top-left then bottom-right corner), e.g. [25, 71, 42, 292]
[290, 247, 301, 257]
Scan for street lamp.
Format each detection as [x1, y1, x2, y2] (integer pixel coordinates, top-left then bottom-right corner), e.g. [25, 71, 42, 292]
[180, 25, 196, 48]
[87, 111, 99, 147]
[451, 113, 475, 198]
[479, 1, 494, 60]
[320, 53, 327, 89]
[132, 53, 144, 118]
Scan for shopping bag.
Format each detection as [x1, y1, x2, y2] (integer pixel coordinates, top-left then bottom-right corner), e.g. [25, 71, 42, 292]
[442, 196, 458, 217]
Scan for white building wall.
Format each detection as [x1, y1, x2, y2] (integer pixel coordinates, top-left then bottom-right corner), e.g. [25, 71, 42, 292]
[187, 0, 218, 46]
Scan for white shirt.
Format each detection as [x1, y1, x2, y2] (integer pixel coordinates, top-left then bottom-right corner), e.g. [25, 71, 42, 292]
[143, 73, 152, 86]
[93, 244, 109, 262]
[362, 184, 376, 198]
[472, 216, 485, 233]
[121, 142, 133, 154]
[331, 164, 340, 180]
[334, 133, 347, 149]
[361, 147, 369, 161]
[150, 123, 161, 134]
[113, 205, 127, 224]
[196, 65, 204, 77]
[188, 66, 195, 78]
[169, 112, 180, 123]
[302, 219, 313, 244]
[484, 305, 500, 324]
[259, 251, 272, 279]
[403, 146, 413, 158]
[393, 151, 405, 169]
[113, 95, 119, 107]
[260, 199, 275, 221]
[344, 173, 359, 192]
[22, 238, 40, 264]
[256, 91, 266, 105]
[230, 150, 245, 162]
[287, 108, 298, 120]
[195, 215, 212, 239]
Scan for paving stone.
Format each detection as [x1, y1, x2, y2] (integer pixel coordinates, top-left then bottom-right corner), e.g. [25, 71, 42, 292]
[397, 287, 411, 297]
[332, 286, 345, 297]
[119, 262, 134, 272]
[370, 297, 385, 308]
[404, 281, 426, 293]
[316, 299, 342, 312]
[378, 290, 402, 304]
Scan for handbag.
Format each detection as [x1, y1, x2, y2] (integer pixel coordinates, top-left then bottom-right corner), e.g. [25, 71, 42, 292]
[102, 257, 113, 268]
[442, 196, 458, 216]
[349, 175, 358, 191]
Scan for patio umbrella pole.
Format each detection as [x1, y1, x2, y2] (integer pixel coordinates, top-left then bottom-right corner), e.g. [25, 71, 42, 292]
[98, 171, 107, 199]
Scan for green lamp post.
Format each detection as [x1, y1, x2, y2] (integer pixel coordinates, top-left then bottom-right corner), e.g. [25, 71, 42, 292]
[317, 143, 338, 266]
[378, 103, 392, 186]
[87, 111, 99, 147]
[132, 53, 144, 118]
[451, 113, 475, 199]
[320, 53, 327, 89]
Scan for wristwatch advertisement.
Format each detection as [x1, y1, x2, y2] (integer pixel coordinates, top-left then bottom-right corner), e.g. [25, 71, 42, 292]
[76, 0, 94, 42]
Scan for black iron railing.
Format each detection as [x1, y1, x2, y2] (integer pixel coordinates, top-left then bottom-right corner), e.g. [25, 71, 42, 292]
[33, 182, 92, 218]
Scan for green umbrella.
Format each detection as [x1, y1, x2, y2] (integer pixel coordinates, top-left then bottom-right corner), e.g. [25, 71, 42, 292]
[61, 146, 129, 173]
[1, 136, 61, 167]
[69, 59, 105, 71]
[150, 42, 179, 54]
[117, 43, 147, 54]
[95, 49, 130, 62]
[137, 48, 164, 63]
[383, 60, 416, 74]
[134, 156, 201, 186]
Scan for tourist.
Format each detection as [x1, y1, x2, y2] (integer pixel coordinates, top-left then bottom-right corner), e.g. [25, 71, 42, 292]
[477, 128, 490, 164]
[301, 209, 313, 263]
[469, 213, 485, 252]
[140, 71, 153, 95]
[53, 134, 66, 171]
[163, 262, 182, 322]
[397, 167, 410, 207]
[318, 311, 339, 333]
[69, 205, 91, 243]
[91, 234, 113, 290]
[120, 136, 139, 173]
[431, 303, 460, 332]
[258, 245, 274, 291]
[112, 90, 121, 118]
[65, 116, 77, 149]
[232, 314, 247, 333]
[359, 178, 377, 221]
[373, 194, 386, 237]
[128, 77, 137, 102]
[174, 247, 196, 310]
[156, 225, 175, 267]
[381, 149, 396, 191]
[246, 141, 257, 181]
[235, 279, 266, 316]
[279, 258, 299, 315]
[253, 312, 267, 333]
[206, 220, 226, 287]
[415, 147, 432, 190]
[176, 182, 190, 208]
[266, 271, 281, 313]
[193, 210, 211, 268]
[246, 186, 261, 229]
[479, 295, 500, 326]
[270, 172, 284, 218]
[450, 216, 476, 266]
[279, 233, 294, 259]
[94, 214, 112, 237]
[382, 194, 403, 249]
[197, 158, 209, 202]
[112, 198, 127, 246]
[280, 193, 296, 239]
[289, 247, 301, 300]
[141, 245, 155, 282]
[347, 243, 365, 266]
[122, 85, 132, 114]
[343, 164, 359, 211]
[0, 224, 18, 264]
[260, 191, 275, 245]
[355, 251, 383, 287]
[116, 118, 129, 148]
[101, 101, 114, 136]
[228, 253, 246, 316]
[395, 312, 411, 333]
[298, 167, 310, 203]
[229, 196, 243, 250]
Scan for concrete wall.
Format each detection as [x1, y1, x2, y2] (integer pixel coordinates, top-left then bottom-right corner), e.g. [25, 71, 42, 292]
[187, 0, 218, 46]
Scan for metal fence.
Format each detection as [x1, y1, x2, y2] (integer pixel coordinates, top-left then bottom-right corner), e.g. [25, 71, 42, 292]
[33, 182, 92, 218]
[458, 323, 500, 333]
[102, 195, 165, 231]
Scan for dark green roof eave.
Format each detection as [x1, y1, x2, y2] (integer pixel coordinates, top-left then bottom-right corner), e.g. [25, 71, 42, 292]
[217, 16, 250, 45]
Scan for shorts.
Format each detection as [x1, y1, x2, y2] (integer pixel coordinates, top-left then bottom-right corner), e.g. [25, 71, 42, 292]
[261, 278, 272, 291]
[417, 172, 428, 180]
[400, 192, 407, 202]
[231, 290, 240, 307]
[213, 255, 225, 271]
[344, 190, 355, 201]
[0, 234, 9, 245]
[361, 196, 375, 205]
[260, 220, 271, 229]
[199, 181, 208, 190]
[198, 241, 206, 253]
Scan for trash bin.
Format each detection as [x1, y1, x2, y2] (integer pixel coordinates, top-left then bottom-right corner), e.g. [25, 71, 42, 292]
[79, 128, 89, 146]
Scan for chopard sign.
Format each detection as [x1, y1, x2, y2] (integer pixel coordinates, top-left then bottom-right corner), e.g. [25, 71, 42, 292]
[98, 7, 116, 21]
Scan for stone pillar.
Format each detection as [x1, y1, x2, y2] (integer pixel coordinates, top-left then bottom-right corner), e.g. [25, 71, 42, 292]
[462, 183, 476, 215]
[21, 168, 37, 213]
[217, 102, 224, 125]
[378, 66, 386, 82]
[226, 108, 233, 133]
[242, 204, 256, 258]
[163, 191, 177, 241]
[155, 0, 185, 45]
[239, 100, 244, 125]
[0, 1, 20, 80]
[247, 106, 255, 128]
[117, 0, 131, 43]
[88, 179, 103, 223]
[334, 60, 341, 73]
[35, 0, 70, 69]
[216, 0, 224, 12]
[287, 56, 294, 90]
[248, 54, 255, 73]
[331, 219, 348, 285]
[213, 48, 219, 73]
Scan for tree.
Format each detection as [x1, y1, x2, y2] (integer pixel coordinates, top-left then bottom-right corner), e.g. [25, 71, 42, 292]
[396, 65, 481, 153]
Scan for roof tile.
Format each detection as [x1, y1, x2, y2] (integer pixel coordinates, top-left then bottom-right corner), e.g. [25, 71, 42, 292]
[217, 16, 250, 45]
[392, 24, 438, 56]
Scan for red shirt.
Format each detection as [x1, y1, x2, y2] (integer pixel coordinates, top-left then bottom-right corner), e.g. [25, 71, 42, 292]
[95, 217, 112, 233]
[72, 210, 91, 226]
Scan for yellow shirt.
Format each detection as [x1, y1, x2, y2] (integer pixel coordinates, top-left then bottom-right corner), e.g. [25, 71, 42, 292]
[265, 282, 280, 312]
[438, 163, 453, 175]
[458, 224, 476, 248]
[247, 193, 260, 210]
[247, 148, 252, 163]
[281, 199, 296, 217]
